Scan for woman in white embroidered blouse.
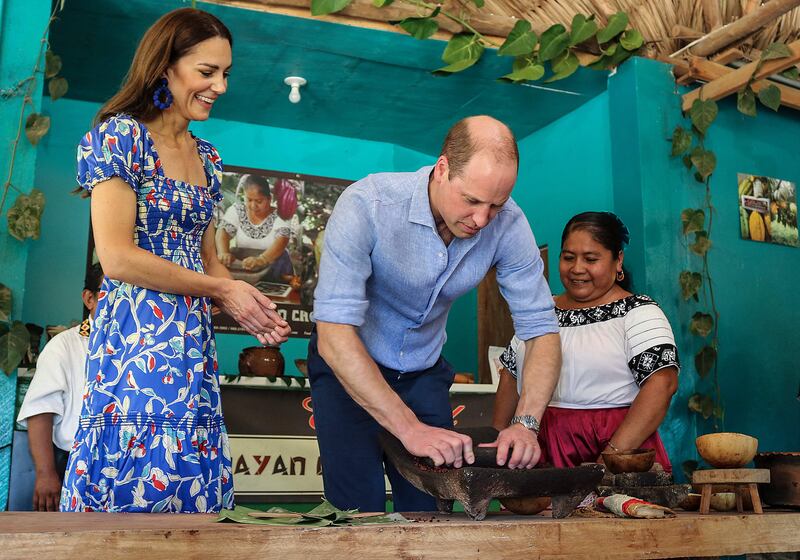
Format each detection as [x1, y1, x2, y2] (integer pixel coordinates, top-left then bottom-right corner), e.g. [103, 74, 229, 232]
[493, 212, 680, 471]
[216, 174, 294, 281]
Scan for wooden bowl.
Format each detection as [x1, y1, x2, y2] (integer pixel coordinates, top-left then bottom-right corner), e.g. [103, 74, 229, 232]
[601, 448, 656, 474]
[238, 346, 285, 377]
[710, 492, 736, 511]
[695, 432, 758, 468]
[499, 496, 551, 515]
[680, 493, 702, 511]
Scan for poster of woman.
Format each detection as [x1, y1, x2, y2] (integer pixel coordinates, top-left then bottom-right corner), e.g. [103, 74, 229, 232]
[212, 166, 351, 336]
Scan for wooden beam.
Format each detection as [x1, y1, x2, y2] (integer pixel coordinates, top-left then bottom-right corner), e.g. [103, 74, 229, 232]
[744, 0, 762, 15]
[681, 52, 800, 111]
[671, 24, 705, 40]
[702, 0, 724, 30]
[711, 47, 745, 64]
[688, 0, 800, 57]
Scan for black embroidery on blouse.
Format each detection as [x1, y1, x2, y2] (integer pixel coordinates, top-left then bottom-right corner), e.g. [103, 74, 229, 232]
[499, 344, 517, 375]
[221, 204, 291, 240]
[556, 294, 657, 327]
[628, 344, 680, 386]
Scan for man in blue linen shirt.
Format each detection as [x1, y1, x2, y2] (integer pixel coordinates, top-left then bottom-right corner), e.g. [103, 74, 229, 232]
[308, 115, 562, 512]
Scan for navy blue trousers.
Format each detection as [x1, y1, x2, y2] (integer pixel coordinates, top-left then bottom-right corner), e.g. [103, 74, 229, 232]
[307, 331, 454, 512]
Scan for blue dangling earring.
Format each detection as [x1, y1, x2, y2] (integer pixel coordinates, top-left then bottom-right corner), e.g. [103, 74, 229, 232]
[152, 78, 173, 110]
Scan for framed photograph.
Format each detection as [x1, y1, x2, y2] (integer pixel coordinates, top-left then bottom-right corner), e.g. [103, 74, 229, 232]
[212, 166, 352, 337]
[737, 174, 798, 248]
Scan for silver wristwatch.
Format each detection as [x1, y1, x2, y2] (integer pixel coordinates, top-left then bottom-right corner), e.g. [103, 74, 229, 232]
[510, 414, 540, 433]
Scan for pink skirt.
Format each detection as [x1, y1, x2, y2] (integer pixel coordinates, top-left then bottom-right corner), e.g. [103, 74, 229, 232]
[538, 406, 672, 473]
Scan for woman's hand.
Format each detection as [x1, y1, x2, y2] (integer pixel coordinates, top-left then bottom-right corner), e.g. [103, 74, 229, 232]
[218, 252, 234, 267]
[215, 279, 291, 345]
[242, 255, 268, 271]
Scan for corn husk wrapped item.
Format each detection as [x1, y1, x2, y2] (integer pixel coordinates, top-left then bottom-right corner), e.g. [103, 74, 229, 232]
[596, 494, 676, 519]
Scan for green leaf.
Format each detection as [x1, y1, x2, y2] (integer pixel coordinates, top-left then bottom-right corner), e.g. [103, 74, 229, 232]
[372, 0, 393, 6]
[0, 283, 11, 323]
[596, 12, 629, 44]
[397, 17, 438, 40]
[442, 33, 484, 64]
[545, 50, 579, 82]
[689, 99, 718, 134]
[310, 0, 352, 16]
[0, 321, 30, 375]
[689, 312, 714, 338]
[689, 231, 712, 256]
[781, 67, 799, 80]
[24, 113, 50, 145]
[671, 125, 692, 157]
[695, 346, 717, 379]
[620, 28, 644, 51]
[737, 86, 757, 117]
[761, 42, 792, 61]
[569, 13, 597, 46]
[681, 208, 705, 235]
[48, 76, 68, 101]
[7, 188, 46, 241]
[701, 397, 714, 419]
[691, 148, 716, 179]
[538, 24, 570, 62]
[45, 50, 62, 79]
[471, 0, 485, 6]
[502, 63, 545, 82]
[498, 20, 538, 56]
[679, 270, 703, 301]
[682, 154, 693, 170]
[757, 84, 781, 111]
[713, 404, 725, 421]
[601, 43, 618, 56]
[435, 57, 481, 74]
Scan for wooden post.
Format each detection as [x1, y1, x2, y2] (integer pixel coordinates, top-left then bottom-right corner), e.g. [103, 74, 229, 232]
[672, 24, 705, 40]
[682, 39, 800, 110]
[688, 0, 800, 57]
[702, 0, 724, 30]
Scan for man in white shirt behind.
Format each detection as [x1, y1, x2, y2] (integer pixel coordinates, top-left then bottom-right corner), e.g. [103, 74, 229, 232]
[17, 263, 103, 511]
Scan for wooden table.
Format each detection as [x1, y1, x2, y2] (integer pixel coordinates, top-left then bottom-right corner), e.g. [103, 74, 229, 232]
[2, 510, 800, 559]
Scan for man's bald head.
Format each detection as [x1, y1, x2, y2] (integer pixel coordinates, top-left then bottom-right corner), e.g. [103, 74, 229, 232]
[439, 115, 519, 179]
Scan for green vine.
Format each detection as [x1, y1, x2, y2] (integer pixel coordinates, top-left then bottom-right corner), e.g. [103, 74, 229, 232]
[1, 2, 68, 242]
[670, 43, 795, 435]
[312, 0, 644, 81]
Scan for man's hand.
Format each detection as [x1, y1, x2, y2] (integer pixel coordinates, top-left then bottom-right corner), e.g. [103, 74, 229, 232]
[481, 423, 541, 469]
[399, 423, 475, 468]
[33, 470, 62, 512]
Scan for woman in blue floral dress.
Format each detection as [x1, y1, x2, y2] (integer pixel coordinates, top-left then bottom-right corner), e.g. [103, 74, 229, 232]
[61, 8, 290, 513]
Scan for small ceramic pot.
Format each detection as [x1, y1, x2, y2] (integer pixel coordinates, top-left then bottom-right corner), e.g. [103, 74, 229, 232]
[238, 346, 285, 377]
[754, 452, 800, 508]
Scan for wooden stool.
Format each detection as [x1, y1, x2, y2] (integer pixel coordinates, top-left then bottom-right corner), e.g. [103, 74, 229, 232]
[692, 468, 770, 514]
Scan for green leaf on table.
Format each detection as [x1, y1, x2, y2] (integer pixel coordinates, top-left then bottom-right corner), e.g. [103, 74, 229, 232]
[45, 50, 62, 78]
[545, 50, 579, 82]
[737, 86, 757, 117]
[502, 54, 545, 82]
[48, 76, 68, 101]
[671, 125, 692, 157]
[0, 320, 30, 375]
[691, 148, 716, 178]
[25, 113, 50, 145]
[0, 284, 11, 323]
[620, 29, 644, 51]
[372, 0, 393, 6]
[596, 12, 628, 44]
[761, 42, 792, 61]
[397, 17, 439, 40]
[7, 188, 46, 241]
[569, 13, 597, 46]
[757, 84, 781, 111]
[689, 231, 712, 256]
[679, 270, 702, 301]
[781, 67, 799, 80]
[681, 208, 705, 235]
[498, 20, 538, 56]
[689, 98, 718, 134]
[695, 346, 717, 379]
[311, 0, 352, 16]
[538, 24, 570, 61]
[689, 312, 714, 338]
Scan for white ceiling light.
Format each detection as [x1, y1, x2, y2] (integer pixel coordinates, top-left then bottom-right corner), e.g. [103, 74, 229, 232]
[284, 76, 307, 104]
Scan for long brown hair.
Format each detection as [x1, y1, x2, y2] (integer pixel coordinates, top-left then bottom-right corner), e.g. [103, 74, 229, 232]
[95, 8, 232, 125]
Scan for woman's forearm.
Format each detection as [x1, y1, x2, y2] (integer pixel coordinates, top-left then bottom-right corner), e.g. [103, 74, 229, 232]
[607, 368, 678, 451]
[258, 236, 290, 263]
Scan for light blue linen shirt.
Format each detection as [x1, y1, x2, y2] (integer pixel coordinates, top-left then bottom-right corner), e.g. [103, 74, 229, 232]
[313, 165, 557, 372]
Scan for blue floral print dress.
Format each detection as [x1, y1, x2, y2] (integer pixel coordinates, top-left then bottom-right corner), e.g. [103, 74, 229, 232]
[60, 115, 234, 513]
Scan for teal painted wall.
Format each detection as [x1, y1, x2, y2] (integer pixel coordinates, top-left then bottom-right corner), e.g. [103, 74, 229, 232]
[0, 0, 50, 510]
[24, 98, 433, 379]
